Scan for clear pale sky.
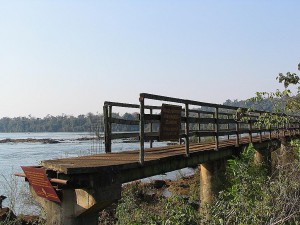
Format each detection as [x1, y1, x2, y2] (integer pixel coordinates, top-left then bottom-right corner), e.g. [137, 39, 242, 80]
[1, 1, 299, 118]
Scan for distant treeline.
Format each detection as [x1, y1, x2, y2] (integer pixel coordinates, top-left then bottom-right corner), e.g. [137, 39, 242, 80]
[0, 99, 274, 133]
[0, 113, 139, 133]
[223, 99, 274, 112]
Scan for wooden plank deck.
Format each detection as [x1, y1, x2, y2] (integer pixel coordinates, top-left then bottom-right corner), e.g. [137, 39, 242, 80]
[41, 134, 276, 175]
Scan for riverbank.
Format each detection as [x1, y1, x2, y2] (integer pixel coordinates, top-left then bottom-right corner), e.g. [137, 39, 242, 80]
[0, 170, 200, 225]
[99, 170, 200, 224]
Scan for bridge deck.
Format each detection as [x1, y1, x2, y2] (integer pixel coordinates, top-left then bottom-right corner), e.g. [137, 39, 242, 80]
[41, 135, 273, 175]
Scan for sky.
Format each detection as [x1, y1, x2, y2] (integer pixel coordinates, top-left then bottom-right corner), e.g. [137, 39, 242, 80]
[0, 1, 299, 118]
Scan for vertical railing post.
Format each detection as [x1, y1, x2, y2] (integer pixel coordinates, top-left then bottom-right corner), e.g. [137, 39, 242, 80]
[103, 104, 112, 153]
[198, 112, 201, 143]
[290, 119, 293, 136]
[292, 119, 296, 136]
[139, 95, 145, 164]
[269, 122, 272, 140]
[185, 103, 190, 157]
[235, 112, 240, 147]
[259, 113, 263, 143]
[248, 117, 253, 143]
[279, 122, 282, 138]
[103, 104, 109, 153]
[227, 114, 230, 140]
[150, 108, 153, 148]
[108, 105, 112, 152]
[215, 107, 219, 150]
[276, 122, 280, 139]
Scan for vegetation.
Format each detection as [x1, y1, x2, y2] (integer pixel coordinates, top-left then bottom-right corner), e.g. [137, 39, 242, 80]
[114, 181, 200, 225]
[0, 172, 44, 225]
[0, 112, 139, 133]
[203, 143, 300, 224]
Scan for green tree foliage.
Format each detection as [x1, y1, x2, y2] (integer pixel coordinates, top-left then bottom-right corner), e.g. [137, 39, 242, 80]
[115, 182, 199, 225]
[0, 114, 100, 132]
[0, 113, 140, 133]
[243, 64, 300, 128]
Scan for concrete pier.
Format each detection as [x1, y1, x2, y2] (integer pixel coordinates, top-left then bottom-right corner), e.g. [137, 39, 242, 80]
[30, 184, 121, 225]
[279, 137, 296, 164]
[199, 159, 226, 208]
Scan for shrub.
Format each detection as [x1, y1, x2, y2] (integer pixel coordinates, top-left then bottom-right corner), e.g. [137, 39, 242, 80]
[203, 143, 300, 225]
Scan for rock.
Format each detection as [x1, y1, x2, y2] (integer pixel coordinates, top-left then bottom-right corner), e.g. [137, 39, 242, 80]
[179, 183, 189, 188]
[19, 215, 41, 225]
[42, 139, 60, 144]
[182, 195, 189, 201]
[0, 207, 16, 222]
[0, 195, 7, 208]
[153, 180, 167, 189]
[188, 200, 200, 210]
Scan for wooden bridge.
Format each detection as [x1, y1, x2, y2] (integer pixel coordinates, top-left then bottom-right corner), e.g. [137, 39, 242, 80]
[19, 93, 300, 225]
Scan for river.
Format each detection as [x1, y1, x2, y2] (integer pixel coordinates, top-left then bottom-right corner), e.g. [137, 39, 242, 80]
[0, 132, 194, 215]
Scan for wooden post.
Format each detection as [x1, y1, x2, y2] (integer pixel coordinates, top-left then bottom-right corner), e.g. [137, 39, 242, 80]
[215, 107, 219, 150]
[139, 96, 145, 164]
[277, 122, 280, 139]
[198, 112, 201, 143]
[259, 113, 263, 143]
[150, 108, 153, 148]
[293, 120, 296, 136]
[103, 105, 111, 153]
[185, 103, 190, 157]
[249, 118, 253, 143]
[235, 114, 240, 147]
[227, 115, 230, 140]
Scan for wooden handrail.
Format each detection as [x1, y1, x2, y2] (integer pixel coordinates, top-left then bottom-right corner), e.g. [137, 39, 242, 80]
[103, 93, 300, 165]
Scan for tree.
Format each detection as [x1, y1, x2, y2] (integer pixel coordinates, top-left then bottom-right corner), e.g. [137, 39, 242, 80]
[243, 64, 300, 129]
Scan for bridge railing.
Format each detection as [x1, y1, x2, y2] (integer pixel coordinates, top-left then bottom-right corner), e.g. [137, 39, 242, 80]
[104, 93, 300, 164]
[103, 101, 161, 153]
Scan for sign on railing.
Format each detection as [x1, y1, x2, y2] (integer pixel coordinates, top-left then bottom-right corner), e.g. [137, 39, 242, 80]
[159, 104, 182, 141]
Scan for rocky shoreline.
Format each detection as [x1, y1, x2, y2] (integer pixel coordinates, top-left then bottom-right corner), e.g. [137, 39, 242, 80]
[0, 137, 100, 144]
[0, 172, 199, 224]
[0, 207, 42, 225]
[0, 138, 61, 144]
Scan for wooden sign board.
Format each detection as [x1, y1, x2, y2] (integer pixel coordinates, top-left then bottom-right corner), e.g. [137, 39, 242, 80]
[159, 104, 182, 141]
[21, 166, 61, 203]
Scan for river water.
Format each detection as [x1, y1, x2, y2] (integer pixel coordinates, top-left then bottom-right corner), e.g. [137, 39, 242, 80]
[0, 132, 194, 214]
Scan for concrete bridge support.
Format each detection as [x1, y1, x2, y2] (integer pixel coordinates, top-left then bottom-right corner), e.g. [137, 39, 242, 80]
[279, 137, 296, 165]
[254, 148, 271, 168]
[30, 183, 121, 225]
[199, 159, 226, 209]
[252, 142, 273, 175]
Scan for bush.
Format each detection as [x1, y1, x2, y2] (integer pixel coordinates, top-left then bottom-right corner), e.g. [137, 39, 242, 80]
[203, 143, 300, 225]
[115, 181, 199, 225]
